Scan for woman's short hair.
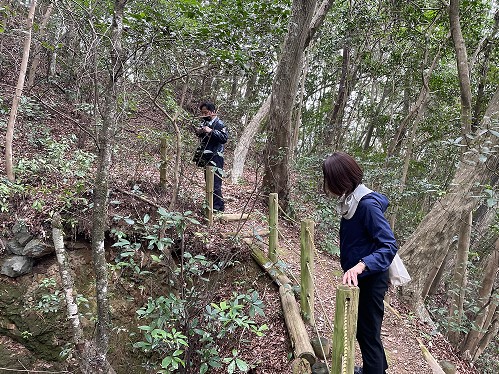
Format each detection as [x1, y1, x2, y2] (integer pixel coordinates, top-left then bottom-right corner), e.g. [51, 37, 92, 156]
[322, 152, 363, 196]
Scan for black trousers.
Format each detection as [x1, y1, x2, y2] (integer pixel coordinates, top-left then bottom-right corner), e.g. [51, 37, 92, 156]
[357, 270, 389, 374]
[208, 155, 224, 211]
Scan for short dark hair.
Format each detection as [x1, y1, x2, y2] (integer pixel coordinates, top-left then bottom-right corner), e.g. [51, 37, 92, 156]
[322, 152, 363, 196]
[199, 102, 216, 112]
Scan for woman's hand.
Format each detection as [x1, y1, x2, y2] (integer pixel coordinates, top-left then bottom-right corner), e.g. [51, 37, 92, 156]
[342, 262, 366, 286]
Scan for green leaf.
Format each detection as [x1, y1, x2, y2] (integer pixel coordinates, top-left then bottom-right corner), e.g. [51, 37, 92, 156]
[227, 360, 236, 374]
[236, 358, 248, 371]
[161, 356, 172, 369]
[200, 363, 208, 374]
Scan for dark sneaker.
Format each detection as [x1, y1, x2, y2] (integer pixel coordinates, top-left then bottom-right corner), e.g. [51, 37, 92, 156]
[354, 367, 363, 374]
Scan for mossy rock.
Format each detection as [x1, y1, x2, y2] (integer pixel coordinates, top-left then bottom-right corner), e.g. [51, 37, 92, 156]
[0, 279, 68, 361]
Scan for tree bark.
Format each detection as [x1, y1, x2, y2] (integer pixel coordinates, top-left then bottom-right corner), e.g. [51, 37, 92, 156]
[460, 239, 499, 358]
[27, 2, 54, 89]
[263, 0, 317, 208]
[447, 211, 472, 344]
[324, 45, 350, 149]
[90, 2, 126, 372]
[5, 0, 37, 181]
[52, 213, 84, 347]
[449, 0, 472, 135]
[231, 94, 271, 183]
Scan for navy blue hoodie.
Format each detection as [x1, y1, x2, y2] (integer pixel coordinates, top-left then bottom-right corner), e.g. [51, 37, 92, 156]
[339, 192, 398, 278]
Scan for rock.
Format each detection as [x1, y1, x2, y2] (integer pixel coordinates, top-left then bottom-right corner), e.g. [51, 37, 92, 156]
[6, 240, 24, 255]
[311, 337, 331, 360]
[1, 255, 34, 277]
[440, 360, 457, 374]
[311, 361, 329, 374]
[22, 239, 54, 258]
[12, 220, 33, 246]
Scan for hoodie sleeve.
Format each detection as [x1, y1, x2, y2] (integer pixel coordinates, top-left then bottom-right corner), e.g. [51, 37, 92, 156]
[358, 198, 398, 272]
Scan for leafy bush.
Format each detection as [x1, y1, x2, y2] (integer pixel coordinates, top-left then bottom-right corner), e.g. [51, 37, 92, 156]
[132, 254, 267, 373]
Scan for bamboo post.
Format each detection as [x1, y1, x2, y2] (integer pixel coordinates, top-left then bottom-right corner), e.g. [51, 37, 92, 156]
[205, 166, 214, 226]
[300, 219, 315, 325]
[269, 193, 278, 262]
[331, 285, 359, 374]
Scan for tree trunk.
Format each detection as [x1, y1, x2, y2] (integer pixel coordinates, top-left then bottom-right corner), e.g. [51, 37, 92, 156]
[447, 211, 472, 344]
[231, 0, 333, 184]
[399, 88, 499, 307]
[471, 10, 498, 130]
[52, 213, 84, 347]
[460, 239, 499, 358]
[449, 0, 472, 135]
[263, 0, 317, 208]
[231, 94, 271, 183]
[291, 49, 310, 157]
[27, 2, 54, 90]
[90, 1, 126, 372]
[324, 45, 350, 148]
[5, 0, 37, 181]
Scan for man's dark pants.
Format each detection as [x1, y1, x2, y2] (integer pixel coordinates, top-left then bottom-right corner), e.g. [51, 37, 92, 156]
[209, 155, 224, 211]
[357, 270, 389, 374]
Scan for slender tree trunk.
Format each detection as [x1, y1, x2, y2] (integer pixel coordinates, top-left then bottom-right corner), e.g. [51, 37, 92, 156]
[471, 11, 498, 130]
[231, 95, 271, 183]
[447, 211, 472, 344]
[5, 0, 37, 181]
[427, 249, 453, 296]
[472, 310, 498, 360]
[52, 213, 84, 347]
[324, 45, 350, 148]
[440, 0, 473, 347]
[167, 79, 187, 210]
[27, 2, 54, 89]
[263, 0, 317, 208]
[291, 49, 310, 156]
[449, 0, 472, 135]
[90, 1, 126, 372]
[460, 239, 499, 358]
[362, 79, 391, 150]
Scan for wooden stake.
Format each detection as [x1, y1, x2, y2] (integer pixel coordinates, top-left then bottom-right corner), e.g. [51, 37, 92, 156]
[300, 219, 315, 325]
[331, 285, 359, 374]
[205, 166, 214, 226]
[269, 193, 278, 262]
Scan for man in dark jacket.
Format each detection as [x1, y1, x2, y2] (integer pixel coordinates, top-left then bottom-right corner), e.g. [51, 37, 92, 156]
[195, 102, 228, 212]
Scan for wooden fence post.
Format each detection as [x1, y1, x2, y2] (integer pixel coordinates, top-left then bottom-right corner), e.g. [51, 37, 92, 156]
[300, 219, 315, 325]
[331, 285, 359, 374]
[268, 193, 278, 262]
[205, 166, 214, 226]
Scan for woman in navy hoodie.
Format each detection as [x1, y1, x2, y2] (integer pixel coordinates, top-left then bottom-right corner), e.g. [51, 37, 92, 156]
[322, 152, 398, 374]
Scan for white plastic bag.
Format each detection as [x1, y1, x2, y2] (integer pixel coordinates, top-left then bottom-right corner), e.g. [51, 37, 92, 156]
[389, 253, 411, 286]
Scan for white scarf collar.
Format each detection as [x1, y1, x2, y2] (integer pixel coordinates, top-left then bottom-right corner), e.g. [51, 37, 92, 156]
[336, 184, 373, 219]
